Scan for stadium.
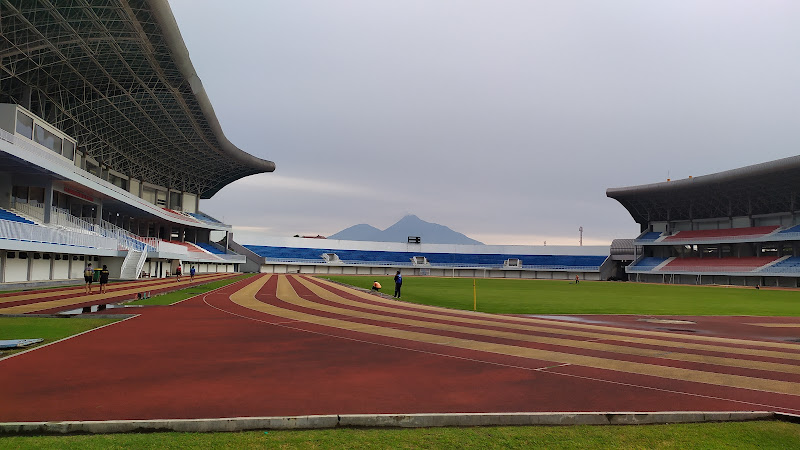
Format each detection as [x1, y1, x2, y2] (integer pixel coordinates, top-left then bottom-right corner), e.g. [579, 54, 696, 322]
[0, 0, 612, 286]
[1, 0, 799, 443]
[608, 156, 800, 287]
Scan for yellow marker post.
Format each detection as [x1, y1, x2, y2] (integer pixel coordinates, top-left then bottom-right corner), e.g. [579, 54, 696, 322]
[473, 278, 477, 311]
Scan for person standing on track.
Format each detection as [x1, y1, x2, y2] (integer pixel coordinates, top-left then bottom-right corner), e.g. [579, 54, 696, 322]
[84, 262, 94, 294]
[393, 270, 403, 298]
[175, 264, 182, 282]
[190, 265, 196, 281]
[99, 265, 110, 294]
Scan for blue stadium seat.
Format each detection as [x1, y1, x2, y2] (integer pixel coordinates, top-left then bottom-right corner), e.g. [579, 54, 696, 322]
[244, 245, 607, 269]
[195, 242, 227, 255]
[629, 257, 667, 271]
[779, 225, 800, 234]
[759, 256, 800, 274]
[636, 232, 662, 242]
[0, 208, 35, 225]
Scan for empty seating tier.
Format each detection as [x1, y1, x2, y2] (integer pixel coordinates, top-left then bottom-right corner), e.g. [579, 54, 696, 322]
[759, 256, 800, 274]
[0, 207, 35, 224]
[661, 256, 778, 272]
[663, 226, 779, 241]
[629, 257, 667, 270]
[194, 242, 227, 255]
[636, 232, 662, 242]
[779, 225, 800, 234]
[245, 245, 607, 269]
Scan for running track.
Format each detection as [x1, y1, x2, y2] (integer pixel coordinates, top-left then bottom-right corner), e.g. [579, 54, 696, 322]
[1, 273, 799, 422]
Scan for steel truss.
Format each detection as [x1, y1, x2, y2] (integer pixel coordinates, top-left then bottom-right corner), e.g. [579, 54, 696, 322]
[0, 0, 275, 198]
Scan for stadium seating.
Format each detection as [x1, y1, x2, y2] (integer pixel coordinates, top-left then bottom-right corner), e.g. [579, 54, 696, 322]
[663, 226, 779, 241]
[636, 232, 663, 242]
[660, 256, 778, 272]
[167, 240, 213, 254]
[190, 212, 223, 224]
[758, 256, 800, 274]
[0, 207, 35, 224]
[244, 245, 607, 269]
[194, 242, 227, 255]
[779, 225, 800, 234]
[628, 257, 668, 271]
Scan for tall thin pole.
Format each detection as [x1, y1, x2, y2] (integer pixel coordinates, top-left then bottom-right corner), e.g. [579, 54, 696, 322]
[579, 226, 583, 246]
[473, 279, 477, 311]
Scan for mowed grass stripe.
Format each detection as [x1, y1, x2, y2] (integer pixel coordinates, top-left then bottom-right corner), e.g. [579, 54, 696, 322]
[293, 276, 800, 375]
[229, 275, 800, 396]
[308, 277, 800, 361]
[0, 273, 235, 314]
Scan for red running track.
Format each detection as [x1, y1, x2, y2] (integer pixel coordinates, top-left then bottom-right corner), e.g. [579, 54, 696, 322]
[1, 273, 799, 422]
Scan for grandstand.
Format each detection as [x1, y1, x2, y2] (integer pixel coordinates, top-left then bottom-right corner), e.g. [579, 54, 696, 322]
[608, 155, 800, 287]
[0, 1, 273, 284]
[231, 236, 612, 280]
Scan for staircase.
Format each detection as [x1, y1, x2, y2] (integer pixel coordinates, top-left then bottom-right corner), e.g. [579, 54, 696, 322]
[119, 250, 147, 280]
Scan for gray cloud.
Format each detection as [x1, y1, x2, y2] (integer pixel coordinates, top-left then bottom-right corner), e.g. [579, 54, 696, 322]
[173, 0, 800, 244]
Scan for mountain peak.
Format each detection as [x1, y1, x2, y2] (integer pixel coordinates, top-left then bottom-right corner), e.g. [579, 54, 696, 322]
[328, 215, 483, 245]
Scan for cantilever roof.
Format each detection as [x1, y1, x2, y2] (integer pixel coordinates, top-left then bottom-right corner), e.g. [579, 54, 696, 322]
[607, 155, 800, 225]
[0, 0, 275, 198]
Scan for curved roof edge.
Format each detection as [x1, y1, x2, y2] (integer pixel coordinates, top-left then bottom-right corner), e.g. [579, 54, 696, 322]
[606, 155, 800, 199]
[149, 0, 276, 191]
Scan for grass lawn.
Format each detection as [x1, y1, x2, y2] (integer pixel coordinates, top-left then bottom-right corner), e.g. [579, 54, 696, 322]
[128, 273, 255, 306]
[320, 275, 800, 316]
[1, 421, 798, 449]
[0, 316, 119, 357]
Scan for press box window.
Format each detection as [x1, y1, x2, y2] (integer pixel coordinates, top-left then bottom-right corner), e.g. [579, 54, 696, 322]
[34, 124, 62, 154]
[15, 112, 33, 139]
[62, 140, 75, 161]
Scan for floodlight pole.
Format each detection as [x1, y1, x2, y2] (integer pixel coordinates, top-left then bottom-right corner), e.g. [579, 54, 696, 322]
[579, 226, 583, 246]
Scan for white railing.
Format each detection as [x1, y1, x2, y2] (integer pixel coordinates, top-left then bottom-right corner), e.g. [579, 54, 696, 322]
[11, 202, 45, 223]
[140, 238, 188, 255]
[0, 218, 117, 249]
[135, 249, 148, 277]
[119, 250, 139, 278]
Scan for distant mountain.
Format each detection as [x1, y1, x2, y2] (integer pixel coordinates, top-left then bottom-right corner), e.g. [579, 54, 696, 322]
[327, 223, 383, 242]
[328, 215, 484, 245]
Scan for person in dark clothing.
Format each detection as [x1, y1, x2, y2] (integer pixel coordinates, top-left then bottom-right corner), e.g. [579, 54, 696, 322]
[84, 263, 93, 294]
[393, 270, 403, 298]
[99, 265, 110, 294]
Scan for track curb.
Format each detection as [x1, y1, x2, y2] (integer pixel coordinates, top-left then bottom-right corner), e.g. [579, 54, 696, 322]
[0, 411, 777, 434]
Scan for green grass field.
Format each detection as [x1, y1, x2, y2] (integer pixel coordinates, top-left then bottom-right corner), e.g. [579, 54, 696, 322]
[321, 275, 800, 316]
[0, 316, 119, 357]
[1, 421, 798, 449]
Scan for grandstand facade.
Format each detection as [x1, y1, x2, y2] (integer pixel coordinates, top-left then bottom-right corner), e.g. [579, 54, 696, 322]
[232, 236, 612, 280]
[608, 155, 800, 287]
[0, 1, 273, 284]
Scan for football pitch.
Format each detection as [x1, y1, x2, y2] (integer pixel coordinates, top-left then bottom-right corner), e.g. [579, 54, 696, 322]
[321, 275, 800, 317]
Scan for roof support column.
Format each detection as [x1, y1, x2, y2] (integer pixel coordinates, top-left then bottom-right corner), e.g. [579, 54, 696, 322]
[43, 180, 53, 224]
[95, 200, 103, 225]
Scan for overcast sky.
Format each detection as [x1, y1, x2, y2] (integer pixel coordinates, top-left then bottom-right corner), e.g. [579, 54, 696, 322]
[170, 0, 800, 246]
